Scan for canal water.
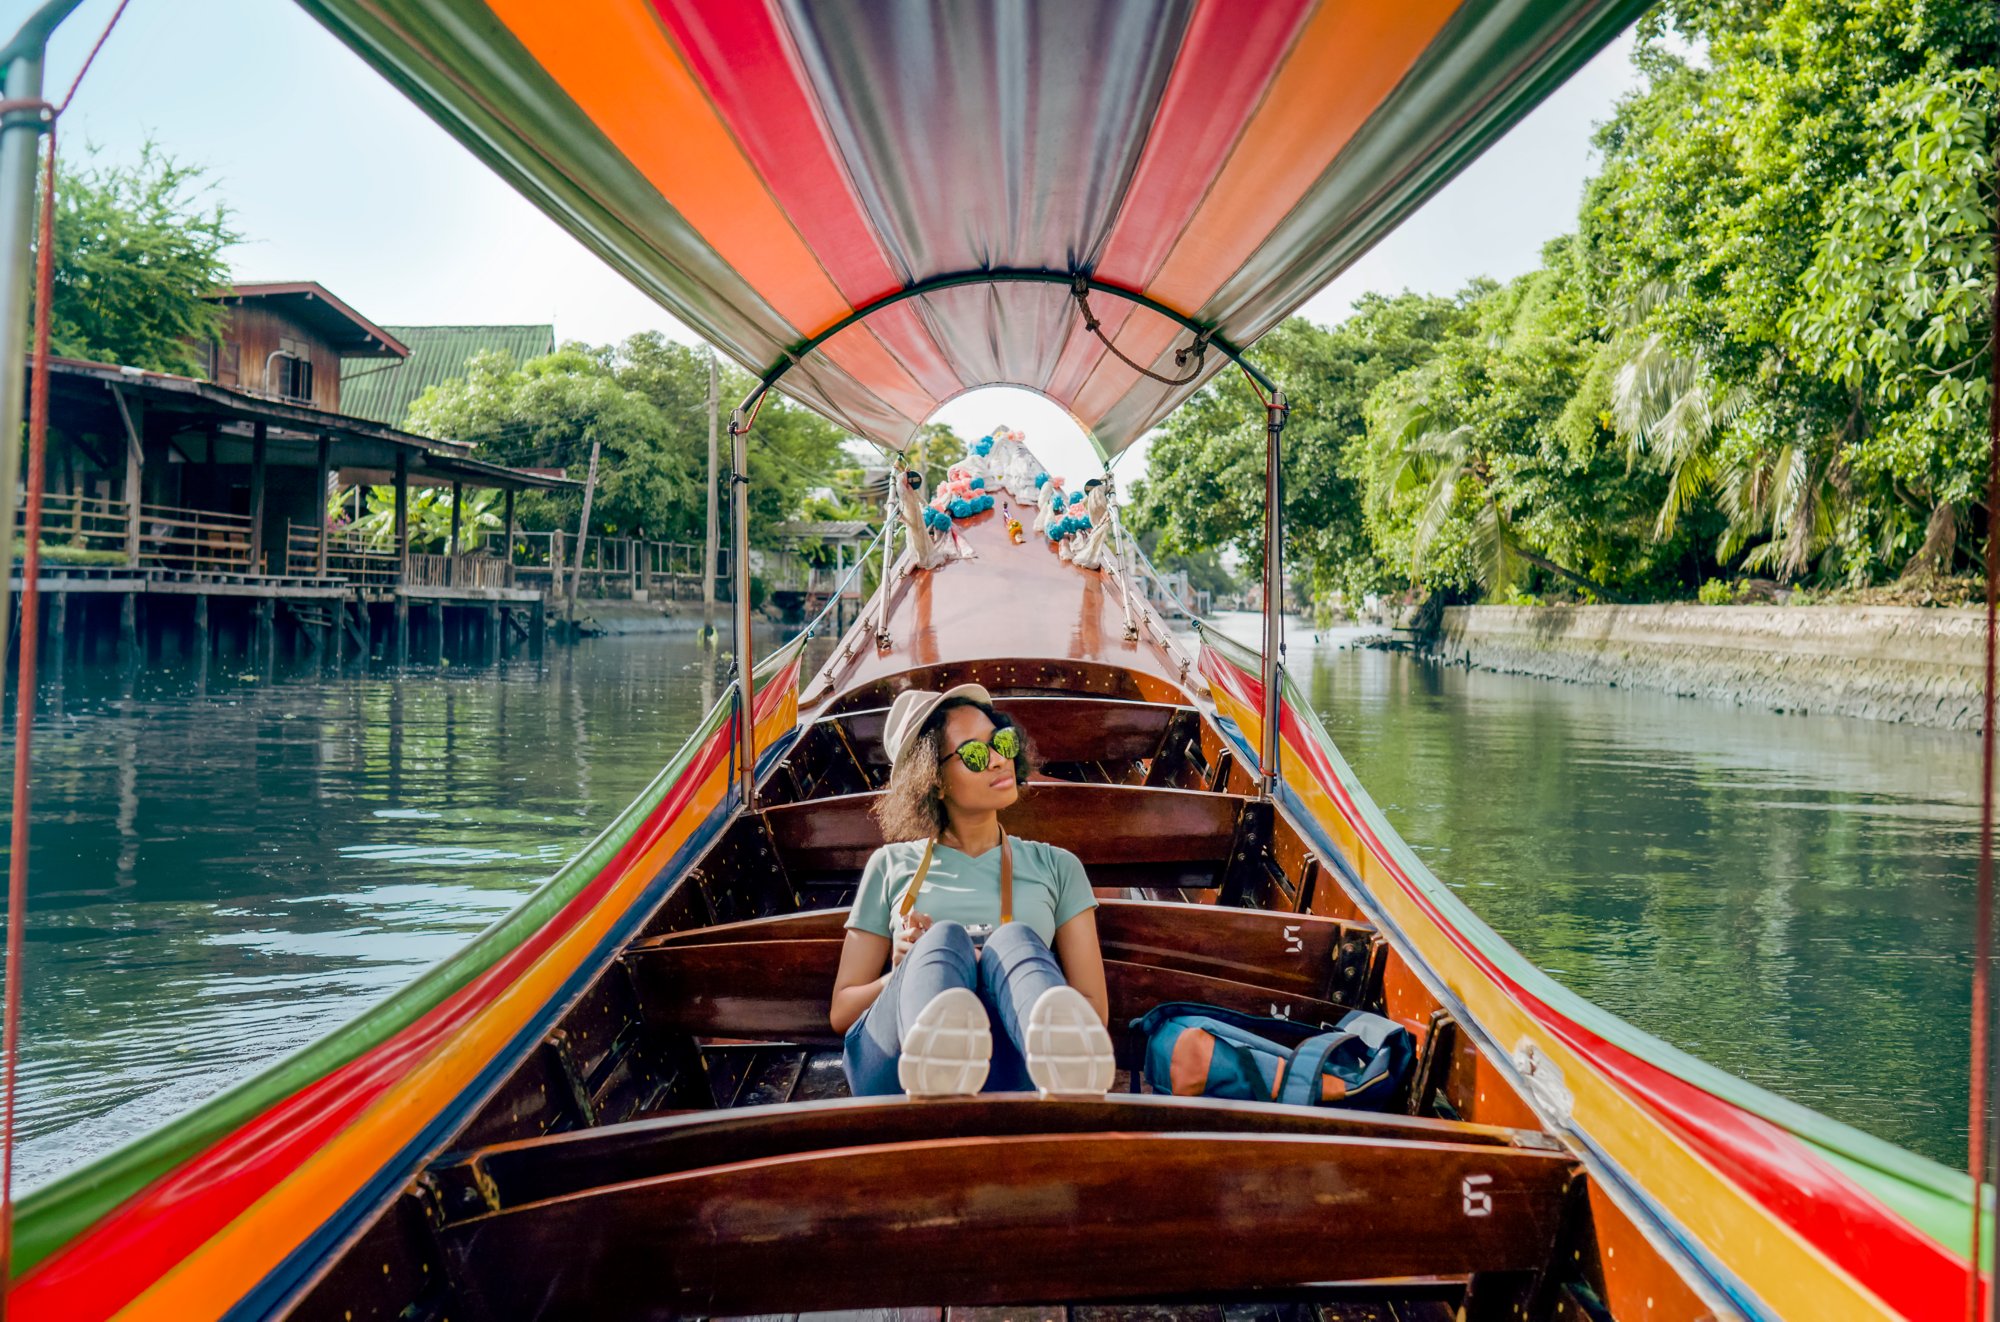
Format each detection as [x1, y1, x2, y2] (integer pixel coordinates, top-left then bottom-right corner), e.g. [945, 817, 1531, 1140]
[0, 622, 1979, 1188]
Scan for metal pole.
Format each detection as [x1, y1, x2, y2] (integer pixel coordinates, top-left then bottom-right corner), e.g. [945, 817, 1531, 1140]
[875, 472, 897, 649]
[1106, 477, 1139, 642]
[566, 435, 600, 631]
[1259, 389, 1288, 802]
[703, 350, 719, 634]
[0, 48, 42, 665]
[314, 435, 330, 578]
[729, 408, 755, 809]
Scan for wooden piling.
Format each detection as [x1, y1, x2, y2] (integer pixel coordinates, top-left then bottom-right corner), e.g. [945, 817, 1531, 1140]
[429, 600, 444, 666]
[254, 597, 275, 678]
[249, 423, 268, 574]
[394, 592, 409, 667]
[486, 601, 501, 665]
[47, 590, 65, 683]
[117, 592, 137, 667]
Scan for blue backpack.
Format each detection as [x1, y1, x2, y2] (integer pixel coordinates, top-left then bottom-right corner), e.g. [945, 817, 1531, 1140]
[1130, 1002, 1415, 1110]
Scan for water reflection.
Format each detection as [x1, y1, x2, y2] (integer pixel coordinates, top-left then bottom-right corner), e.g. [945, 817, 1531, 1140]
[2, 618, 1980, 1187]
[1287, 624, 1977, 1165]
[0, 635, 761, 1188]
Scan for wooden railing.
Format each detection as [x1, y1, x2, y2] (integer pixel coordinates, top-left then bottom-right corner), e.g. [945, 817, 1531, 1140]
[14, 491, 130, 560]
[139, 503, 255, 573]
[510, 531, 725, 601]
[405, 552, 511, 589]
[285, 522, 397, 586]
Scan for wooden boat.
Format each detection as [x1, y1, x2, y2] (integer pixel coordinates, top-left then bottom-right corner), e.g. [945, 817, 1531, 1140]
[0, 1, 1984, 1320]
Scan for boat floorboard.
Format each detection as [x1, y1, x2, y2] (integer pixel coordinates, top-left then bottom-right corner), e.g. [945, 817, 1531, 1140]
[702, 1300, 1456, 1322]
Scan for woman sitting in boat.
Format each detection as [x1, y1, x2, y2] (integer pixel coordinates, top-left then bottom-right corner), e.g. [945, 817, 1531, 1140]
[830, 684, 1116, 1097]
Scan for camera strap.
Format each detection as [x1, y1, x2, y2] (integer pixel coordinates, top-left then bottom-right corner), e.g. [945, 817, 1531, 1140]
[898, 829, 1012, 924]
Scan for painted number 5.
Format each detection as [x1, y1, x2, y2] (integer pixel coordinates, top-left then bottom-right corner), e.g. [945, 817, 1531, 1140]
[1461, 1173, 1493, 1217]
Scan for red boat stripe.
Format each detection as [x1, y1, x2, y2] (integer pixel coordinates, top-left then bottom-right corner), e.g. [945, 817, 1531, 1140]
[1204, 647, 1967, 1320]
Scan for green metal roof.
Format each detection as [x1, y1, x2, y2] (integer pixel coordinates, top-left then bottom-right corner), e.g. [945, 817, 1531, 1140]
[337, 324, 554, 426]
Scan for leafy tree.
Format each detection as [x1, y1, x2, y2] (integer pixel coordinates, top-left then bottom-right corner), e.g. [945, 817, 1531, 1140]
[406, 345, 690, 540]
[351, 486, 500, 552]
[1137, 0, 1997, 603]
[43, 144, 238, 374]
[1134, 295, 1478, 606]
[1578, 0, 1998, 582]
[406, 334, 861, 547]
[908, 422, 965, 481]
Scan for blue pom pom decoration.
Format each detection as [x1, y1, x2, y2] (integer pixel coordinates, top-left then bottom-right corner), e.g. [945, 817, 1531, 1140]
[1034, 472, 1049, 488]
[969, 477, 985, 490]
[978, 494, 995, 511]
[1068, 491, 1085, 506]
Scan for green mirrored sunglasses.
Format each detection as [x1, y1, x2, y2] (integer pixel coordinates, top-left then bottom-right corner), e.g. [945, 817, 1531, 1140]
[945, 725, 1022, 772]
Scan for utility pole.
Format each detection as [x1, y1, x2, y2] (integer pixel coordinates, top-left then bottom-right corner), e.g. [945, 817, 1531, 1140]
[703, 350, 719, 638]
[565, 435, 601, 632]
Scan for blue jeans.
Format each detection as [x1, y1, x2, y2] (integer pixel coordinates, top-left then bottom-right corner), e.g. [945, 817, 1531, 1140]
[843, 921, 1068, 1094]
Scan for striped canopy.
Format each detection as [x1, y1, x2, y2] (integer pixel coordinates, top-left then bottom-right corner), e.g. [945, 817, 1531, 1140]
[300, 0, 1644, 456]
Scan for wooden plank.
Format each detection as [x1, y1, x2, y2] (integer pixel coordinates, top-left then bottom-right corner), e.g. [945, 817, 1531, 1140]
[430, 1093, 1553, 1218]
[834, 697, 1190, 770]
[439, 1131, 1574, 1319]
[627, 939, 1361, 1045]
[764, 784, 1245, 877]
[647, 901, 1374, 1005]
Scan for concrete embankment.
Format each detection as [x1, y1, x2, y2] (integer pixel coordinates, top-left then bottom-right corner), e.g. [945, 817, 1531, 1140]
[1423, 604, 1985, 731]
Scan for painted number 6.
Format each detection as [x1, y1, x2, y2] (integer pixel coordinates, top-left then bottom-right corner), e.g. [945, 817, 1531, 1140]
[1461, 1173, 1493, 1217]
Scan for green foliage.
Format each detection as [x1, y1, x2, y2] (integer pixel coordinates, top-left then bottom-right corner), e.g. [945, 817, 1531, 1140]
[1139, 0, 1997, 606]
[1133, 295, 1478, 605]
[350, 486, 500, 553]
[44, 145, 238, 375]
[13, 543, 128, 566]
[1697, 578, 1744, 605]
[405, 333, 858, 547]
[908, 422, 965, 481]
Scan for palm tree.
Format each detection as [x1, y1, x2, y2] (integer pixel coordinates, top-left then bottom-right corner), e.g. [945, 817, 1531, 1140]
[1379, 400, 1626, 602]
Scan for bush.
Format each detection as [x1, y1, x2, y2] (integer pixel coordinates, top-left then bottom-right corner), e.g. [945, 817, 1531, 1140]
[1696, 578, 1738, 605]
[12, 544, 130, 566]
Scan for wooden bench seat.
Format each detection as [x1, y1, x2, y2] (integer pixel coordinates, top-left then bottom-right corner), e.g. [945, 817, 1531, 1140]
[428, 1092, 1562, 1219]
[627, 900, 1377, 1045]
[646, 899, 1376, 1004]
[833, 696, 1192, 769]
[431, 1100, 1576, 1320]
[762, 782, 1247, 892]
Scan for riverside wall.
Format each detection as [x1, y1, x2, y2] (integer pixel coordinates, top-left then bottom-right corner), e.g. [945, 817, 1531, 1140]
[1425, 605, 1986, 732]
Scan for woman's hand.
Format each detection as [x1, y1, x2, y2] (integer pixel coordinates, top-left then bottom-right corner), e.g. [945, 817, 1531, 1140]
[892, 911, 934, 969]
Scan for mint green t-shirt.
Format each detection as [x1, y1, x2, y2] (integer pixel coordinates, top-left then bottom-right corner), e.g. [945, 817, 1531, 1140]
[846, 837, 1097, 946]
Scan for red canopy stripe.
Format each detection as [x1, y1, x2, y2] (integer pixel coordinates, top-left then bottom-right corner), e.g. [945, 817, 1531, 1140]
[486, 0, 937, 427]
[650, 0, 962, 406]
[1071, 0, 1465, 426]
[1041, 0, 1315, 411]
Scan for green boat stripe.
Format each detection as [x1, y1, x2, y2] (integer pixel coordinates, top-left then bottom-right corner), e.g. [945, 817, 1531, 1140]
[1196, 624, 1976, 1251]
[15, 692, 735, 1272]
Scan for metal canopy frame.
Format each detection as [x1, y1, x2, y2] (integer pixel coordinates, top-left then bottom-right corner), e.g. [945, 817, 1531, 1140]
[733, 269, 1278, 422]
[724, 270, 1290, 811]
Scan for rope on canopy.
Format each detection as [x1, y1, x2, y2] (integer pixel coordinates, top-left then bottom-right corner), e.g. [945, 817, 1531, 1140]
[729, 269, 1279, 428]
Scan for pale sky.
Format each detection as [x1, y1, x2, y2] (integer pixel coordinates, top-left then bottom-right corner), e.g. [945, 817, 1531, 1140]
[41, 0, 1643, 484]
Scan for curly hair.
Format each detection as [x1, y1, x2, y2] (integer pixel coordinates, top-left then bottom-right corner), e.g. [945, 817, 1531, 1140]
[872, 697, 1032, 841]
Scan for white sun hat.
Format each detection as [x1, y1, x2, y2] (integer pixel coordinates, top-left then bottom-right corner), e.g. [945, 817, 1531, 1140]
[881, 683, 993, 765]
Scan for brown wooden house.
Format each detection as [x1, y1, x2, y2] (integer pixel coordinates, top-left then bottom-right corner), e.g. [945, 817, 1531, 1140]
[203, 281, 408, 413]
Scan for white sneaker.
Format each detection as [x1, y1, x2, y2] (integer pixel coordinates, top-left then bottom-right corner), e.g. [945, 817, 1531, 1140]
[897, 987, 992, 1097]
[1024, 985, 1116, 1097]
